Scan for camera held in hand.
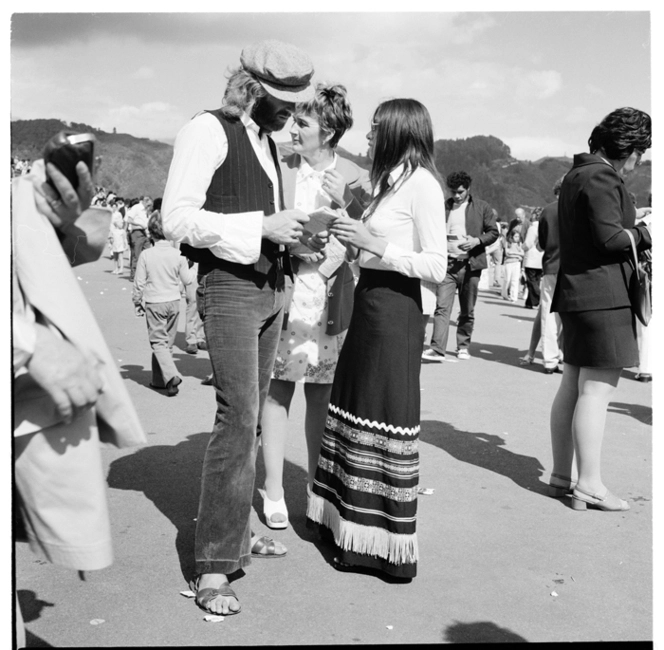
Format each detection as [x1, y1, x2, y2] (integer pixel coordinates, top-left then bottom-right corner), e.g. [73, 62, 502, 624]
[42, 131, 96, 197]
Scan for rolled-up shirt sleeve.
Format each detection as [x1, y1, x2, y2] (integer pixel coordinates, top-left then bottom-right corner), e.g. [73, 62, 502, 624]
[379, 173, 448, 283]
[161, 112, 264, 264]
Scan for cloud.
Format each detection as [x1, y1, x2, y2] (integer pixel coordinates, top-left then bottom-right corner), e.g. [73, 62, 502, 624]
[131, 66, 154, 80]
[563, 105, 593, 125]
[515, 70, 562, 101]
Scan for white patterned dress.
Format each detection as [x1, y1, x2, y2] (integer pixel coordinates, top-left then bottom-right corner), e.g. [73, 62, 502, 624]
[271, 156, 347, 384]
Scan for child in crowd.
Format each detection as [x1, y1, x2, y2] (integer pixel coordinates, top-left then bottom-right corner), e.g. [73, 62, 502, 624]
[132, 211, 194, 396]
[501, 229, 524, 302]
[108, 213, 128, 275]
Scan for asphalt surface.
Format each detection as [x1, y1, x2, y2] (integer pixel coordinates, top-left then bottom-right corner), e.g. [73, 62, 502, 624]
[14, 251, 655, 646]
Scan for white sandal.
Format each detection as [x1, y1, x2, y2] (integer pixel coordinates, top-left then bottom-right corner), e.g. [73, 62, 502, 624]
[258, 488, 289, 529]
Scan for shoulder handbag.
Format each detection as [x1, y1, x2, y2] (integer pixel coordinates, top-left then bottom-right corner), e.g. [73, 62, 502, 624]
[625, 229, 651, 326]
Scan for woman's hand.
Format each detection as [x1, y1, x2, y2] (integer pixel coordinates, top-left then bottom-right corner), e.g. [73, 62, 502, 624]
[322, 169, 348, 207]
[330, 215, 387, 258]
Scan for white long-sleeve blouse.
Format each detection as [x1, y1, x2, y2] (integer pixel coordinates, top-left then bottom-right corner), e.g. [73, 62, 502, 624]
[359, 164, 448, 284]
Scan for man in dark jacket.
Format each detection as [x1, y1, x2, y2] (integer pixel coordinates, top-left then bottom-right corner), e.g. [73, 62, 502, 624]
[422, 170, 498, 361]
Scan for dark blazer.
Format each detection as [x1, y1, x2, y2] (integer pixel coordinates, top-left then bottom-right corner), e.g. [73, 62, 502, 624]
[445, 194, 499, 271]
[551, 152, 651, 313]
[280, 152, 372, 336]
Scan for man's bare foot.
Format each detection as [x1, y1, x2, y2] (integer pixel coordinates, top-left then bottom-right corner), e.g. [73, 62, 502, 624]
[194, 573, 241, 615]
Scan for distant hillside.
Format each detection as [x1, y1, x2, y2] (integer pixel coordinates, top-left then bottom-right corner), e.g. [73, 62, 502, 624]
[11, 119, 173, 198]
[11, 120, 651, 213]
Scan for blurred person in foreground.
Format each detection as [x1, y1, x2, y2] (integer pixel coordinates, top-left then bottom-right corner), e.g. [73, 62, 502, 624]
[161, 40, 313, 616]
[306, 98, 447, 580]
[12, 157, 146, 646]
[548, 107, 651, 511]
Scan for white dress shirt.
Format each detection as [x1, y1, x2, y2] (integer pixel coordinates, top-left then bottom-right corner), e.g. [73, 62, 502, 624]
[162, 111, 281, 265]
[126, 203, 148, 230]
[359, 165, 448, 284]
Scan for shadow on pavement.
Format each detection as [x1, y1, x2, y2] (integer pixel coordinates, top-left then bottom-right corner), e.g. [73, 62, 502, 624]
[467, 342, 536, 369]
[119, 363, 153, 388]
[16, 590, 56, 648]
[107, 432, 208, 580]
[17, 590, 55, 623]
[420, 420, 547, 495]
[608, 401, 653, 425]
[503, 313, 536, 322]
[24, 630, 54, 648]
[106, 434, 313, 582]
[444, 620, 528, 643]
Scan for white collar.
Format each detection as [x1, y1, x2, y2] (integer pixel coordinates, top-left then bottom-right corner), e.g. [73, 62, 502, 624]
[388, 163, 408, 187]
[241, 111, 262, 138]
[298, 152, 337, 179]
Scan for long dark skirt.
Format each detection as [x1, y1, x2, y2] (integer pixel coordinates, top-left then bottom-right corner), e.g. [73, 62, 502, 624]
[306, 269, 424, 578]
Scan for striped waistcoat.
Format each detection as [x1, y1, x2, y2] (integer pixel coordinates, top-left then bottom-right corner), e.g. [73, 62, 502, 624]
[180, 109, 286, 276]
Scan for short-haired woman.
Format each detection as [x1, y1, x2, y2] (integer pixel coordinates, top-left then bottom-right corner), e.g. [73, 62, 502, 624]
[258, 84, 371, 530]
[306, 98, 448, 579]
[548, 107, 652, 511]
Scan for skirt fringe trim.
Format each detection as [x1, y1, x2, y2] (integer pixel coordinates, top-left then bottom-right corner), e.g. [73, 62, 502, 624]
[307, 491, 418, 565]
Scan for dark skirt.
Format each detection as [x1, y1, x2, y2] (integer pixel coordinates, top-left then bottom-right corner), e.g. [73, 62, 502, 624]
[559, 306, 638, 368]
[306, 269, 424, 578]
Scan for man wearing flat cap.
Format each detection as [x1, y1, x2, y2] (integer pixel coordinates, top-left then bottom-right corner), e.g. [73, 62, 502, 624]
[162, 40, 314, 616]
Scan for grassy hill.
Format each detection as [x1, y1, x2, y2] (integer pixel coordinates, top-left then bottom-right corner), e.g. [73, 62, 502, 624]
[11, 119, 173, 198]
[11, 119, 651, 213]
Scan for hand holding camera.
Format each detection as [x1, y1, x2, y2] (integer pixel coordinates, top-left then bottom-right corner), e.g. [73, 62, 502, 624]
[33, 131, 97, 231]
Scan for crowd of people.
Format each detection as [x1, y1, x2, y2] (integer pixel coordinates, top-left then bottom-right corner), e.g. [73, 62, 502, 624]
[12, 37, 652, 640]
[12, 156, 32, 176]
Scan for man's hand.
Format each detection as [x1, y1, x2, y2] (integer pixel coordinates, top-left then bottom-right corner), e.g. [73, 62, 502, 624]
[27, 324, 105, 424]
[458, 236, 481, 252]
[263, 209, 309, 245]
[30, 159, 95, 231]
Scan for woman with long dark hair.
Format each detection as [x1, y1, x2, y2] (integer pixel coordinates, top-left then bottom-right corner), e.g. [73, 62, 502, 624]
[306, 98, 447, 579]
[548, 107, 651, 511]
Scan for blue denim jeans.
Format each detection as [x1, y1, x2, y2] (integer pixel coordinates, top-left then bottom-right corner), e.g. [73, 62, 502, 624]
[195, 266, 284, 575]
[430, 259, 482, 355]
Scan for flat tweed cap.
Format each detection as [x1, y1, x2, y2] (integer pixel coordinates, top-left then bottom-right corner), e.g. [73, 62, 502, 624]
[241, 40, 315, 102]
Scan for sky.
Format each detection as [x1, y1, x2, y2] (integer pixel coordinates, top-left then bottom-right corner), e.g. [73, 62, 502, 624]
[8, 5, 655, 162]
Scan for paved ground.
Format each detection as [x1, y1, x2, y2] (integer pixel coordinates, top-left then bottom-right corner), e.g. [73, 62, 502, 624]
[14, 251, 655, 646]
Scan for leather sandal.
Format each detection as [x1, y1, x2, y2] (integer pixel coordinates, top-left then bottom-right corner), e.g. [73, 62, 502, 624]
[548, 472, 576, 498]
[258, 488, 289, 529]
[189, 577, 241, 615]
[251, 535, 287, 559]
[571, 487, 630, 512]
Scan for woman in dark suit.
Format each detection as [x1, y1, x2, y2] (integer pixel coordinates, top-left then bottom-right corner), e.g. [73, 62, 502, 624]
[548, 107, 651, 511]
